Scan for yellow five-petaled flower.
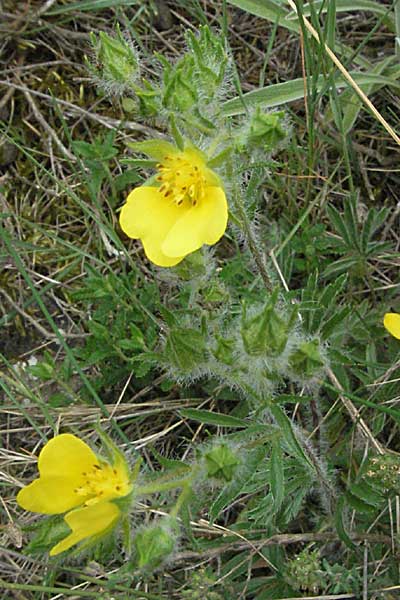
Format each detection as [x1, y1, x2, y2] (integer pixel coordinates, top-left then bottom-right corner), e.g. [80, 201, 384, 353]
[17, 434, 132, 556]
[119, 145, 228, 267]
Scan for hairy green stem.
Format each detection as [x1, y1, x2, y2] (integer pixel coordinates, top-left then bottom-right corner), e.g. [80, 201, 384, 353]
[227, 158, 272, 291]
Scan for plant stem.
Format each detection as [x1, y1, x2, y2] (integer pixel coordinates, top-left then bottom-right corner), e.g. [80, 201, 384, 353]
[227, 157, 272, 292]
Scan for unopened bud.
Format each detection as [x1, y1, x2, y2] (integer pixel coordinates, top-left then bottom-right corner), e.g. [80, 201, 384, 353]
[213, 336, 235, 366]
[134, 522, 176, 569]
[241, 289, 289, 357]
[289, 339, 325, 378]
[90, 26, 139, 90]
[204, 444, 240, 482]
[237, 108, 286, 153]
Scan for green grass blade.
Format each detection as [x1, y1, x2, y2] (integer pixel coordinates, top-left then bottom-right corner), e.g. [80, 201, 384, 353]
[46, 0, 139, 15]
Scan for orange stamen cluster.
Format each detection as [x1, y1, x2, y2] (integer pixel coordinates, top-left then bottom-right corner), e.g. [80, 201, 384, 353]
[156, 154, 206, 207]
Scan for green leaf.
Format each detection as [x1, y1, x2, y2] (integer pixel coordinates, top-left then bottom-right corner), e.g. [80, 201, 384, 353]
[25, 516, 70, 555]
[298, 0, 395, 31]
[227, 0, 297, 32]
[349, 480, 383, 508]
[270, 441, 284, 512]
[269, 404, 312, 468]
[335, 496, 356, 550]
[114, 169, 142, 192]
[222, 73, 400, 116]
[340, 57, 396, 133]
[346, 491, 376, 513]
[179, 408, 248, 428]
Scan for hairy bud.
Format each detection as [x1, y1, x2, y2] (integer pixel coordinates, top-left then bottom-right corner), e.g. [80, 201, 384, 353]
[134, 521, 176, 569]
[204, 443, 240, 481]
[289, 339, 325, 378]
[89, 26, 139, 94]
[241, 289, 292, 358]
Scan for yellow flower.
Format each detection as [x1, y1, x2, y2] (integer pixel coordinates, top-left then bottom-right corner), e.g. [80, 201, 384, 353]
[17, 433, 132, 556]
[119, 146, 228, 267]
[383, 312, 400, 340]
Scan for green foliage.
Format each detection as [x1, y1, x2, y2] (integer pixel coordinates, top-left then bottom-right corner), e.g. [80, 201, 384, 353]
[70, 267, 159, 389]
[4, 0, 400, 596]
[325, 197, 393, 281]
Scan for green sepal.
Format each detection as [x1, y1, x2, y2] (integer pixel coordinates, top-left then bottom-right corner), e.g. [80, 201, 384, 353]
[125, 139, 178, 161]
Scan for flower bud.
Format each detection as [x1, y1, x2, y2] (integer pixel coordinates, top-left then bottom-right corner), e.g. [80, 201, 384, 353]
[241, 290, 289, 357]
[134, 521, 176, 569]
[89, 26, 139, 91]
[212, 336, 235, 366]
[289, 339, 325, 378]
[237, 108, 286, 153]
[204, 444, 240, 482]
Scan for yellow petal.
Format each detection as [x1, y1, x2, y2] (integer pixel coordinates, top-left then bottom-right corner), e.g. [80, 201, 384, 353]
[383, 313, 400, 340]
[49, 502, 120, 556]
[38, 434, 98, 479]
[120, 186, 186, 267]
[17, 434, 98, 514]
[17, 477, 85, 514]
[119, 186, 179, 239]
[162, 186, 228, 258]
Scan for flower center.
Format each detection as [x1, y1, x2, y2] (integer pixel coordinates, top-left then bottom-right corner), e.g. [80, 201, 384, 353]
[74, 463, 131, 505]
[156, 153, 206, 207]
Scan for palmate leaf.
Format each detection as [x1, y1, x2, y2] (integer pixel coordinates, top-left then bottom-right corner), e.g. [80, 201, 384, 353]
[299, 272, 348, 337]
